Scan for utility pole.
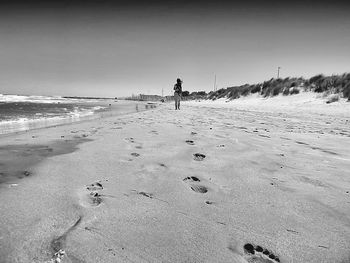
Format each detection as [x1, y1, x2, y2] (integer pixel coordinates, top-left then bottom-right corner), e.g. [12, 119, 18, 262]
[214, 74, 217, 91]
[277, 67, 281, 79]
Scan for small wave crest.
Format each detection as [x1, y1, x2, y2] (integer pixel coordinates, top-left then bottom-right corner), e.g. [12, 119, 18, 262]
[0, 102, 108, 135]
[0, 94, 66, 104]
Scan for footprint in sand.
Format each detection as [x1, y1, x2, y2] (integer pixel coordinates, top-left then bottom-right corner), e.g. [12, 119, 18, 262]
[49, 249, 65, 263]
[17, 170, 31, 179]
[23, 170, 31, 177]
[190, 185, 208, 193]
[89, 191, 102, 206]
[183, 176, 200, 182]
[137, 191, 153, 199]
[185, 140, 195, 145]
[86, 182, 103, 191]
[243, 243, 280, 262]
[183, 176, 208, 194]
[50, 216, 82, 262]
[193, 153, 206, 161]
[124, 137, 135, 143]
[84, 182, 104, 206]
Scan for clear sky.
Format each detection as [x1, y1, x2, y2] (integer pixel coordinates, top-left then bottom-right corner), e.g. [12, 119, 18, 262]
[0, 0, 349, 97]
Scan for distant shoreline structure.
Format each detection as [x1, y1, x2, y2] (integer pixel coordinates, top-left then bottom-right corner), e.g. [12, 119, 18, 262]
[63, 96, 115, 100]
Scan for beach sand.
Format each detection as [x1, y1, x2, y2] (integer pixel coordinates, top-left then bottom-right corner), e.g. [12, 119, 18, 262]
[0, 93, 350, 263]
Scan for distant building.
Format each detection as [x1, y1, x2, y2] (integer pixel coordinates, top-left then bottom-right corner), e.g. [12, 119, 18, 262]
[139, 94, 163, 101]
[125, 94, 164, 101]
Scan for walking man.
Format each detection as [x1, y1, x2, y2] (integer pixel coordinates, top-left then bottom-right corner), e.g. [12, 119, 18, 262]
[174, 78, 182, 110]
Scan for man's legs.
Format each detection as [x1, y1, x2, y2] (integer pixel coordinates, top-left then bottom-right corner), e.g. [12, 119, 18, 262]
[174, 94, 179, 110]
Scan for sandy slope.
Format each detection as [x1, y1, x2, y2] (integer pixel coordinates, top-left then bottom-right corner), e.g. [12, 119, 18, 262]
[0, 96, 349, 263]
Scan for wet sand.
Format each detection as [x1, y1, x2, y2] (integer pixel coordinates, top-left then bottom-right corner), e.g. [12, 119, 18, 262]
[0, 95, 349, 263]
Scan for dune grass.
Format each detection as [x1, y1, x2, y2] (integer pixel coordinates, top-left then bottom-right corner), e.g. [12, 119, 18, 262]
[182, 73, 350, 101]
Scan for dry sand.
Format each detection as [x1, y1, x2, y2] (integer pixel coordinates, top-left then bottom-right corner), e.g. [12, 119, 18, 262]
[0, 94, 349, 263]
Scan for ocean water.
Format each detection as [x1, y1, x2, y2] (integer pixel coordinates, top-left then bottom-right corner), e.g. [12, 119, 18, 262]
[0, 94, 144, 135]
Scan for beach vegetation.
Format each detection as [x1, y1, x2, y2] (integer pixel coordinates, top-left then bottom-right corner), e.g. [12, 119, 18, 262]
[250, 85, 261, 93]
[198, 73, 350, 101]
[290, 87, 300, 95]
[182, 91, 190, 97]
[343, 82, 350, 100]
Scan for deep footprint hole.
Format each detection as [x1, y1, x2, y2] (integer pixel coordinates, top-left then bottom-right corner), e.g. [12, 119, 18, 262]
[138, 191, 153, 199]
[92, 196, 102, 205]
[190, 185, 208, 193]
[193, 153, 206, 161]
[89, 191, 102, 206]
[183, 176, 200, 182]
[86, 182, 103, 191]
[243, 243, 280, 262]
[243, 243, 255, 254]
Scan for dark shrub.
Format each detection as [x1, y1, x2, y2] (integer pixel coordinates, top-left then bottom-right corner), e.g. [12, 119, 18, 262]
[228, 88, 240, 99]
[241, 85, 251, 96]
[283, 88, 290, 95]
[272, 85, 282, 96]
[314, 86, 323, 92]
[217, 88, 230, 99]
[334, 85, 342, 93]
[309, 74, 324, 84]
[343, 82, 350, 99]
[290, 82, 297, 87]
[182, 91, 190, 97]
[251, 85, 261, 93]
[207, 91, 216, 100]
[217, 88, 226, 95]
[314, 82, 327, 92]
[290, 88, 300, 95]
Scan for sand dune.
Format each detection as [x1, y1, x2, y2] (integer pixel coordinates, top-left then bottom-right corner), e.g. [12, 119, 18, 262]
[0, 95, 349, 263]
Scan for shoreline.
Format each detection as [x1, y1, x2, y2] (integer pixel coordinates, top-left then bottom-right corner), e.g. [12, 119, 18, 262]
[0, 97, 349, 263]
[0, 100, 156, 138]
